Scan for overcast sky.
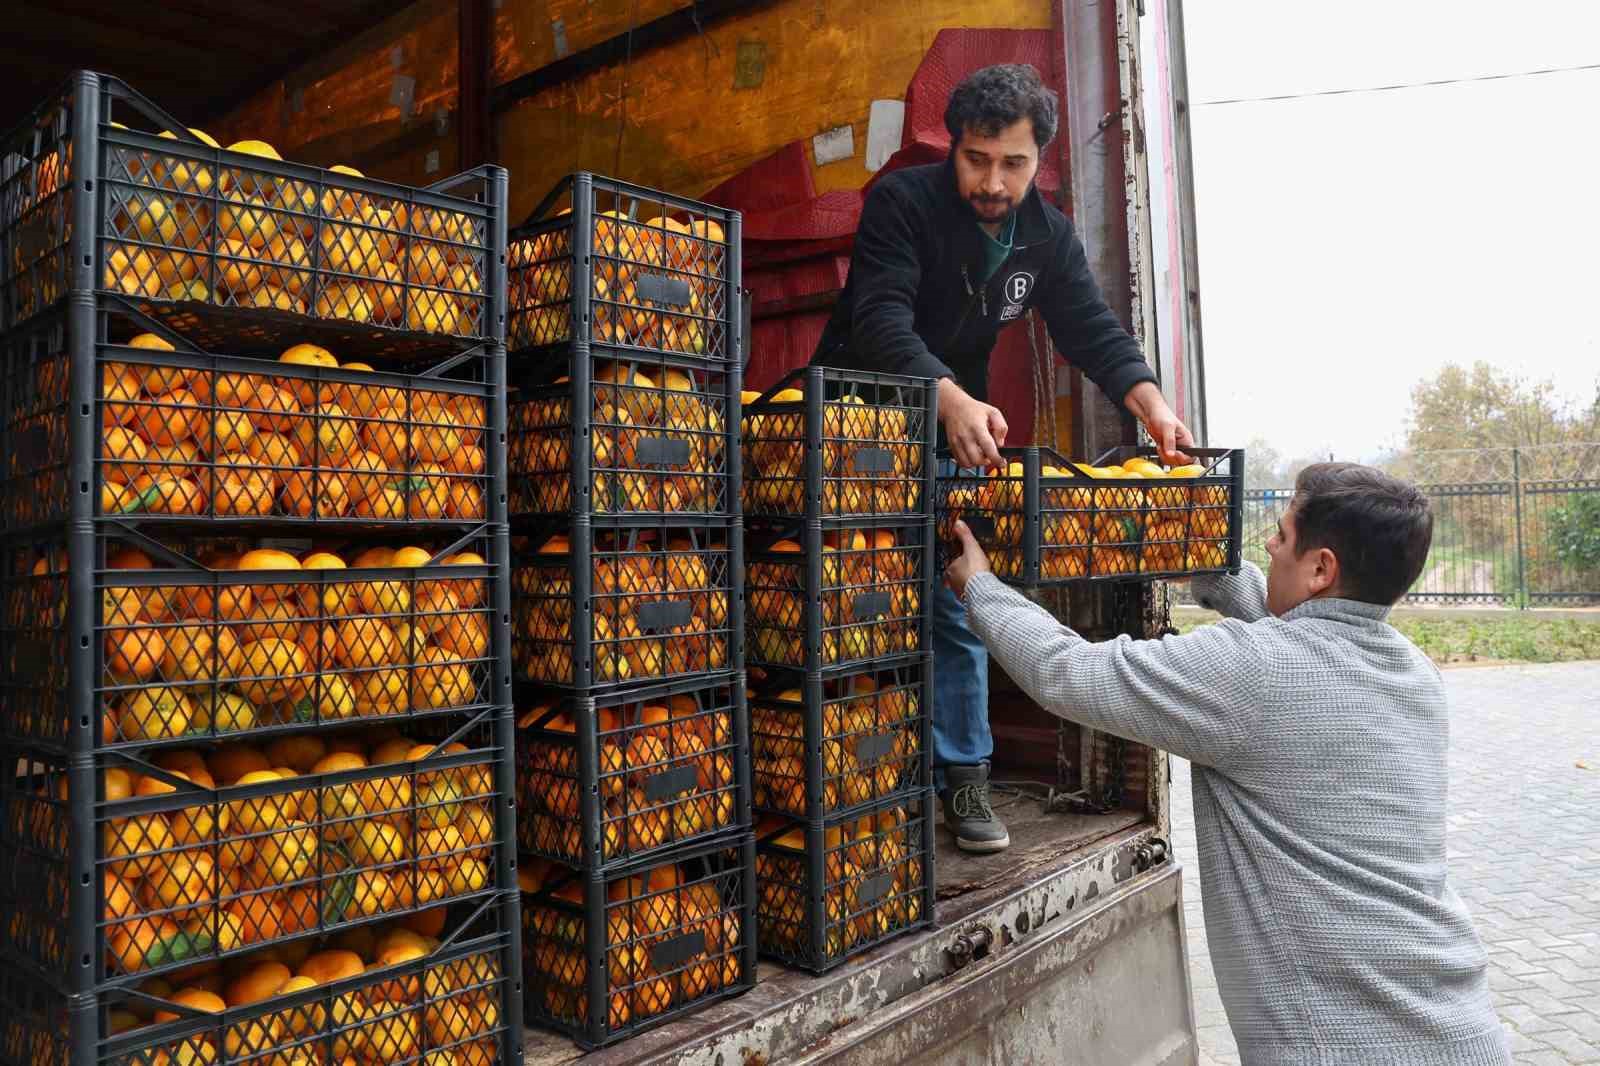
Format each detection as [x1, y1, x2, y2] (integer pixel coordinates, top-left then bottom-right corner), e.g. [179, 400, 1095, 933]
[1184, 0, 1600, 461]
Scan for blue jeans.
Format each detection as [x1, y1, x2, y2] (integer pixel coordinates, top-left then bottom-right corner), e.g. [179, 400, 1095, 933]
[932, 460, 991, 784]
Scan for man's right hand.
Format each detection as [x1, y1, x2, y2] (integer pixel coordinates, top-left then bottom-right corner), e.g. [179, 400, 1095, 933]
[939, 377, 1008, 468]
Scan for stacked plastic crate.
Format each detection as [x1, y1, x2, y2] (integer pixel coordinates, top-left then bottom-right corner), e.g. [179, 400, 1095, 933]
[0, 72, 522, 1066]
[504, 173, 755, 1048]
[740, 367, 939, 973]
[934, 445, 1245, 587]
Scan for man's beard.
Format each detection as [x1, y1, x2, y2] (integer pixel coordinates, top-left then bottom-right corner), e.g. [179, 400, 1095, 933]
[968, 195, 1016, 224]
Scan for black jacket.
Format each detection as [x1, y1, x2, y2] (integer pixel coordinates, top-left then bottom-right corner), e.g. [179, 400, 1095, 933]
[811, 161, 1155, 408]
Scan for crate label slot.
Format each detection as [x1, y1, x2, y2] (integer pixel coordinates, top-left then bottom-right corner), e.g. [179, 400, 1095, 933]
[15, 425, 48, 469]
[635, 436, 693, 467]
[959, 514, 995, 539]
[647, 928, 707, 971]
[853, 732, 899, 764]
[634, 272, 692, 308]
[642, 763, 701, 803]
[850, 447, 896, 474]
[636, 599, 694, 632]
[851, 591, 891, 619]
[856, 871, 894, 907]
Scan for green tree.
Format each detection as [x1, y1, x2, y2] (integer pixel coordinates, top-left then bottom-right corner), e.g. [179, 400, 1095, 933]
[1390, 363, 1599, 482]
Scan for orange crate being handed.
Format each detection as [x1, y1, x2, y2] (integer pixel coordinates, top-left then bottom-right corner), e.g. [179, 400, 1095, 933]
[507, 173, 739, 362]
[0, 723, 507, 985]
[508, 356, 736, 517]
[519, 836, 756, 1049]
[0, 538, 496, 752]
[936, 445, 1244, 587]
[741, 367, 937, 520]
[516, 678, 750, 869]
[0, 906, 519, 1066]
[0, 328, 491, 535]
[745, 522, 929, 671]
[3, 73, 500, 345]
[755, 791, 935, 974]
[748, 658, 931, 822]
[511, 525, 736, 693]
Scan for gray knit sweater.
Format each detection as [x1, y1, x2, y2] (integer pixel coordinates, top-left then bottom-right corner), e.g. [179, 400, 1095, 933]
[963, 564, 1511, 1066]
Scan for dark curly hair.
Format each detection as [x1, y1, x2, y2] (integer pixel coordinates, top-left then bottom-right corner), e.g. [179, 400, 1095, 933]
[944, 64, 1059, 149]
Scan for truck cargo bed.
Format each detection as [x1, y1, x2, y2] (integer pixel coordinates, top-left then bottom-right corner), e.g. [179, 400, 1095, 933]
[522, 801, 1158, 1064]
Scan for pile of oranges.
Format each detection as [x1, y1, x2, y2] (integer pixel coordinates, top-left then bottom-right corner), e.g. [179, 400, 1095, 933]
[755, 805, 925, 965]
[516, 692, 739, 865]
[74, 541, 491, 743]
[742, 388, 925, 517]
[511, 532, 729, 686]
[746, 529, 922, 668]
[508, 360, 726, 515]
[97, 915, 505, 1066]
[521, 854, 744, 1032]
[94, 338, 487, 522]
[508, 210, 726, 355]
[750, 672, 921, 818]
[97, 131, 484, 336]
[8, 728, 497, 979]
[940, 456, 1231, 581]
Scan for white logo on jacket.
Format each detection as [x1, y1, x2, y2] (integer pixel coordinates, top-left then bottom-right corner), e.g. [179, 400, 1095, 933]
[999, 270, 1033, 321]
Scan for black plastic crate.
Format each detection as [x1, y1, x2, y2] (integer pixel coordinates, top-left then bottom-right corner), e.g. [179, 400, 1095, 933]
[745, 518, 931, 671]
[748, 656, 931, 822]
[935, 446, 1244, 587]
[0, 714, 518, 989]
[507, 173, 740, 364]
[754, 790, 935, 974]
[2, 72, 506, 358]
[511, 522, 740, 693]
[0, 532, 507, 754]
[0, 308, 500, 537]
[519, 834, 756, 1049]
[0, 896, 522, 1066]
[507, 350, 739, 519]
[516, 675, 750, 870]
[741, 366, 937, 521]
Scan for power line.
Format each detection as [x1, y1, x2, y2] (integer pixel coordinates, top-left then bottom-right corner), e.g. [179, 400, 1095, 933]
[1195, 60, 1600, 107]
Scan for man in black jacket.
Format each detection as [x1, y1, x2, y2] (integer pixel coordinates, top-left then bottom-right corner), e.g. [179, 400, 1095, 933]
[812, 63, 1194, 852]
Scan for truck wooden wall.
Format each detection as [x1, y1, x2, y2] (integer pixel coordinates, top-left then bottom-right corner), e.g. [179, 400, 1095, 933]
[212, 0, 1054, 220]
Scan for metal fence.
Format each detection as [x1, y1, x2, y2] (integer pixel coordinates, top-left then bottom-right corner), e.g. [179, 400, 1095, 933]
[1237, 446, 1600, 607]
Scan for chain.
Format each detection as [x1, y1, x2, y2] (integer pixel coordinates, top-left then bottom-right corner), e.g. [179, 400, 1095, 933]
[1026, 309, 1058, 450]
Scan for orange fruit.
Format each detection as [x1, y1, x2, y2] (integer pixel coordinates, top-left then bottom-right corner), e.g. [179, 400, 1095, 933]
[237, 638, 310, 705]
[102, 425, 150, 484]
[280, 468, 351, 518]
[407, 468, 451, 519]
[107, 915, 183, 973]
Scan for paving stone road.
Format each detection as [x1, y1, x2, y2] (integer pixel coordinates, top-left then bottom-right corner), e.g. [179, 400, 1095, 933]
[1171, 661, 1600, 1065]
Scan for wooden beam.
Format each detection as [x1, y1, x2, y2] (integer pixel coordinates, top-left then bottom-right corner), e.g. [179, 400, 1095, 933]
[40, 0, 286, 62]
[458, 0, 493, 167]
[490, 0, 782, 113]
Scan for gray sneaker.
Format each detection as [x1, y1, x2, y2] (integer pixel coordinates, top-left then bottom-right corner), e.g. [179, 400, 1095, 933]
[940, 764, 1010, 853]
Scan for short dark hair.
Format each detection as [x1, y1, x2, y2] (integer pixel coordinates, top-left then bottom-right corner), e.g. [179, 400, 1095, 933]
[945, 64, 1059, 150]
[1291, 463, 1433, 606]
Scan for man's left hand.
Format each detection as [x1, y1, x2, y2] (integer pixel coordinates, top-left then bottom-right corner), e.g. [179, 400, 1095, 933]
[944, 519, 992, 601]
[1124, 381, 1196, 466]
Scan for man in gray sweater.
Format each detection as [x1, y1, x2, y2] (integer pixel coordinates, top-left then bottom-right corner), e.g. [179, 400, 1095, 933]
[944, 463, 1511, 1065]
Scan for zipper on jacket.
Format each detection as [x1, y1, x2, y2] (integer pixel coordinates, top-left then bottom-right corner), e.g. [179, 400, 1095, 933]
[946, 264, 984, 351]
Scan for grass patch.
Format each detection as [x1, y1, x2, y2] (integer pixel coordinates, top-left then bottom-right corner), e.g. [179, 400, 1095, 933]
[1172, 610, 1600, 665]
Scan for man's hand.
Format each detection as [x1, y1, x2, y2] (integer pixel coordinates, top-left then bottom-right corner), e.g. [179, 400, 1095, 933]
[939, 378, 1008, 468]
[1124, 381, 1195, 466]
[944, 519, 992, 601]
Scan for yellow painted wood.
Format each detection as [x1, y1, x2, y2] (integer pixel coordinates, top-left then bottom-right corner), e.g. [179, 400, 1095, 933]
[497, 0, 1052, 216]
[212, 0, 1052, 204]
